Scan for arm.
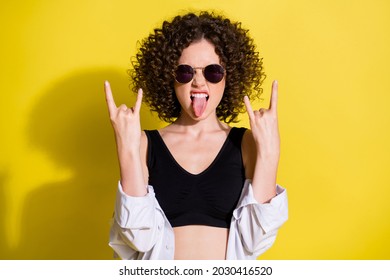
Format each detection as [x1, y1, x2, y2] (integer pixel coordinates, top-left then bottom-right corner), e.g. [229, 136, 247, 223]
[105, 81, 160, 255]
[243, 80, 280, 203]
[104, 81, 148, 196]
[231, 81, 286, 257]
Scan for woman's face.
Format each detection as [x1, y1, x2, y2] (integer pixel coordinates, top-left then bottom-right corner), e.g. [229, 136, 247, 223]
[174, 38, 226, 121]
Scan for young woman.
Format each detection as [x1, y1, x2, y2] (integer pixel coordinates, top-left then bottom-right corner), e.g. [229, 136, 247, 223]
[106, 11, 288, 260]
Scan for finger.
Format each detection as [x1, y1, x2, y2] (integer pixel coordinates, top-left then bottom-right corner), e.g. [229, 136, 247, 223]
[243, 95, 255, 120]
[134, 88, 143, 113]
[259, 108, 265, 116]
[118, 104, 128, 111]
[269, 80, 278, 113]
[104, 81, 117, 114]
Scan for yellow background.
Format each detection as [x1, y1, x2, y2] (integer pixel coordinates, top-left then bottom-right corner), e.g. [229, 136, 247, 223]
[1, 0, 389, 259]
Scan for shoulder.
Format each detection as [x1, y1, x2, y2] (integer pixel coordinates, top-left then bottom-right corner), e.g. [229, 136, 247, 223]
[241, 128, 254, 146]
[141, 130, 149, 147]
[241, 129, 256, 156]
[140, 130, 157, 153]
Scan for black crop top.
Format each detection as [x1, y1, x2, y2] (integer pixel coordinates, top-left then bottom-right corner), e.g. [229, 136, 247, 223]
[145, 127, 247, 228]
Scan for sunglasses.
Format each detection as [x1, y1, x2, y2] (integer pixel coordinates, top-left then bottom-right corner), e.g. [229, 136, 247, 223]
[174, 64, 225, 84]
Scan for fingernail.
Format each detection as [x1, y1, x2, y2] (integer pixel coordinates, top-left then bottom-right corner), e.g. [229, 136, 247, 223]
[105, 80, 109, 86]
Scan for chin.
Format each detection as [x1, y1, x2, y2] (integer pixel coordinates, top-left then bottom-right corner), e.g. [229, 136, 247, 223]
[192, 111, 215, 121]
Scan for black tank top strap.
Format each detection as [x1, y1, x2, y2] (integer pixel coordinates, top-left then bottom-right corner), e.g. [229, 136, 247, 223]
[144, 130, 158, 170]
[228, 126, 247, 149]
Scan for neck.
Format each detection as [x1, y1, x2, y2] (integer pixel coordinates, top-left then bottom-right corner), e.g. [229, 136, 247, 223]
[172, 112, 228, 133]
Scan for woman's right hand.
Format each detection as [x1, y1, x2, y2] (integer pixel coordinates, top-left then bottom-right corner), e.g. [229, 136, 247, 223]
[104, 81, 143, 152]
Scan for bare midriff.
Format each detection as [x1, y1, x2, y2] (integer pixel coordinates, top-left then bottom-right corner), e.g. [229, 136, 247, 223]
[173, 225, 229, 259]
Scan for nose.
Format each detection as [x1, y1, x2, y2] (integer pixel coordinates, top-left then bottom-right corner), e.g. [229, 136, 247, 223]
[192, 69, 206, 86]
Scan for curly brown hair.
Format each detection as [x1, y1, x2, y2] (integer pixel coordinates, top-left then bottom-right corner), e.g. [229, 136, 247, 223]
[130, 11, 265, 123]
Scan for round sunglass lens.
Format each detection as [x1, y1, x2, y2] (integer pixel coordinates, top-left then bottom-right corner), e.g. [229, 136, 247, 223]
[204, 64, 225, 83]
[175, 65, 194, 83]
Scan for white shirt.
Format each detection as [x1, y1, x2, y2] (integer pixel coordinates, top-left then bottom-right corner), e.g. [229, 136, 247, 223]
[109, 179, 288, 260]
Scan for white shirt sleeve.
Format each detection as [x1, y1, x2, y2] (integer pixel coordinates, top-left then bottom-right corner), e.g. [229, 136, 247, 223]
[109, 182, 165, 254]
[227, 179, 288, 259]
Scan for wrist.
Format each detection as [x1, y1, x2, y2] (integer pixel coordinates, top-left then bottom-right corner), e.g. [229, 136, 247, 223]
[116, 139, 140, 153]
[257, 149, 280, 163]
[117, 146, 141, 164]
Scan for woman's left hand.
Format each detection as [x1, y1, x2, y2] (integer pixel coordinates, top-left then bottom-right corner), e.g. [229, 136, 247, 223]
[244, 80, 280, 162]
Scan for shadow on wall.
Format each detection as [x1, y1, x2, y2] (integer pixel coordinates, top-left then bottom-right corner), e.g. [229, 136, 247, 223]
[10, 69, 161, 259]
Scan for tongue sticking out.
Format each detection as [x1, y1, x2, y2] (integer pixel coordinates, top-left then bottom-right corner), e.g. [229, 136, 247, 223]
[192, 96, 207, 117]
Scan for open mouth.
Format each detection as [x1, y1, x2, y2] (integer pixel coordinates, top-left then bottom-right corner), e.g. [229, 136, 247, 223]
[190, 93, 209, 117]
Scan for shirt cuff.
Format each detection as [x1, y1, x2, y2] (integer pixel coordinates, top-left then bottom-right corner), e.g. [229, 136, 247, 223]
[114, 181, 157, 229]
[233, 180, 288, 233]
